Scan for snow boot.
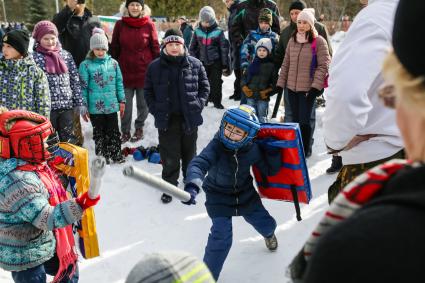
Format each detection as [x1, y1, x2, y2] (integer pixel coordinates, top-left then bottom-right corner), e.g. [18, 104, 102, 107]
[130, 128, 144, 143]
[326, 155, 343, 174]
[161, 193, 173, 204]
[265, 234, 278, 251]
[121, 132, 131, 144]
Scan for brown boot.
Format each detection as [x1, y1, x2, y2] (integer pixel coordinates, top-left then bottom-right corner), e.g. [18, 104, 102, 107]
[121, 132, 131, 144]
[130, 128, 144, 142]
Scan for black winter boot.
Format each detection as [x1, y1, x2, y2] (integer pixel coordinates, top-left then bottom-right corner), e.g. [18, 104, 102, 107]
[326, 155, 343, 174]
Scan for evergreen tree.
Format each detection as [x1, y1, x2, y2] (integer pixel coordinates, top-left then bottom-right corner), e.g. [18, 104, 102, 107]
[26, 0, 49, 30]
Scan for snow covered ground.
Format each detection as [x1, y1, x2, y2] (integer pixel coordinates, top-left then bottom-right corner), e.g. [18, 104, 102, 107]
[0, 73, 337, 282]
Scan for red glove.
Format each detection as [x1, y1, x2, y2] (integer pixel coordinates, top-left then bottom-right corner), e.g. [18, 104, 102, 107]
[76, 191, 100, 210]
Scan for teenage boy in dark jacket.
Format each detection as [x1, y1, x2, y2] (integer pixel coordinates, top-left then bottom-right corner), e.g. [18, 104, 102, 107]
[190, 6, 229, 109]
[144, 29, 210, 204]
[183, 105, 281, 280]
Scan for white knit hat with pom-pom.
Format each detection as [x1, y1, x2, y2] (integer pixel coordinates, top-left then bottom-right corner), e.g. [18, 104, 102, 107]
[90, 27, 108, 51]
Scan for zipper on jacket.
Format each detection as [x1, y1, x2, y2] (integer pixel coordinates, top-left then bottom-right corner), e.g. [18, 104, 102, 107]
[233, 150, 239, 216]
[294, 43, 304, 91]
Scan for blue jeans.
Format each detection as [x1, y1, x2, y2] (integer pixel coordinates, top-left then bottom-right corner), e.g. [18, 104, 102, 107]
[203, 205, 277, 280]
[246, 98, 269, 123]
[11, 255, 79, 283]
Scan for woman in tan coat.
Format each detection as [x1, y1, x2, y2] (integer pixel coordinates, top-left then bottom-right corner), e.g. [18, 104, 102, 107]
[276, 8, 330, 155]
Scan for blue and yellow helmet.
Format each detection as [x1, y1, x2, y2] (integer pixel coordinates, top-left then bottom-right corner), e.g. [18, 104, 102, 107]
[219, 105, 260, 150]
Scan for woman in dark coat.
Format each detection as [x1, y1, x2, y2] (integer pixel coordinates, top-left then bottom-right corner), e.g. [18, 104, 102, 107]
[111, 0, 160, 143]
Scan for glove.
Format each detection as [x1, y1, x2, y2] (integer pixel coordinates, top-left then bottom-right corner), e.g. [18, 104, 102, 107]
[76, 191, 100, 210]
[259, 87, 273, 100]
[242, 85, 254, 98]
[274, 86, 283, 96]
[182, 183, 199, 205]
[309, 87, 322, 97]
[222, 68, 232, 77]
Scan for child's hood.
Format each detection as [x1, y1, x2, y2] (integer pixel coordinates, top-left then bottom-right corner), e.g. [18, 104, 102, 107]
[0, 56, 36, 70]
[0, 158, 26, 180]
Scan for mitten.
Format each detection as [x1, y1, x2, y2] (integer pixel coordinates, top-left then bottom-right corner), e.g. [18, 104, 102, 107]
[182, 183, 200, 205]
[222, 68, 232, 77]
[309, 87, 322, 97]
[76, 191, 100, 210]
[259, 87, 273, 100]
[242, 85, 254, 97]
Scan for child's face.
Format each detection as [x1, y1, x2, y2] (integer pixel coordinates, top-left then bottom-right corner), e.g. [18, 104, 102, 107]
[165, 43, 184, 56]
[201, 21, 210, 28]
[2, 43, 22, 60]
[93, 48, 106, 58]
[259, 22, 271, 32]
[256, 47, 268, 59]
[297, 20, 311, 34]
[224, 122, 247, 142]
[40, 34, 58, 50]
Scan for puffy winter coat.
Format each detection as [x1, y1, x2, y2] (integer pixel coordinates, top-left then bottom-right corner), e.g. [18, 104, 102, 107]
[244, 59, 276, 100]
[52, 6, 100, 67]
[277, 36, 330, 92]
[230, 0, 281, 48]
[79, 54, 125, 114]
[110, 17, 160, 88]
[0, 57, 50, 117]
[274, 21, 333, 68]
[186, 135, 280, 217]
[0, 158, 83, 271]
[189, 23, 230, 68]
[144, 54, 210, 132]
[240, 27, 279, 69]
[32, 49, 83, 111]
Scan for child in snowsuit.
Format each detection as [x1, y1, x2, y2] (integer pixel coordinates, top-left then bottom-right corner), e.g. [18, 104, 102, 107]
[0, 30, 51, 117]
[183, 105, 281, 280]
[0, 108, 100, 283]
[79, 28, 126, 164]
[189, 6, 229, 109]
[32, 20, 83, 143]
[144, 28, 210, 204]
[241, 38, 277, 123]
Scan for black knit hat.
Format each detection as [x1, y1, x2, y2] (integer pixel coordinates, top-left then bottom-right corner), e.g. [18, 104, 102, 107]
[258, 8, 273, 25]
[2, 30, 30, 56]
[289, 0, 307, 12]
[163, 28, 184, 46]
[392, 0, 425, 78]
[125, 0, 144, 8]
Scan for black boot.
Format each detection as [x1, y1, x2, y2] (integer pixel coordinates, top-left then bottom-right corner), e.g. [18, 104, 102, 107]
[326, 155, 343, 174]
[161, 193, 173, 204]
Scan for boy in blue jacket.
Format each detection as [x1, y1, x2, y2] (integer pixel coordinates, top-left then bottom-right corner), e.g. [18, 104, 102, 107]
[183, 105, 280, 280]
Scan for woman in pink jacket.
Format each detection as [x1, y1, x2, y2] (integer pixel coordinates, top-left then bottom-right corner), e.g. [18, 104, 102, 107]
[276, 8, 330, 155]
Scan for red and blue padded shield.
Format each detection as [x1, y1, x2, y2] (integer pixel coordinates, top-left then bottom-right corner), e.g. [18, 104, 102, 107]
[252, 123, 312, 220]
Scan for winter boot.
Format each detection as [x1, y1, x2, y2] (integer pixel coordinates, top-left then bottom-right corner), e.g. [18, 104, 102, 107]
[161, 193, 173, 204]
[326, 155, 343, 174]
[121, 132, 131, 144]
[130, 128, 144, 143]
[265, 234, 278, 251]
[112, 155, 126, 164]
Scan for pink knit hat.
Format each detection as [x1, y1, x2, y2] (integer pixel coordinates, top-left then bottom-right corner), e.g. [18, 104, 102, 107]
[32, 21, 58, 43]
[297, 8, 318, 36]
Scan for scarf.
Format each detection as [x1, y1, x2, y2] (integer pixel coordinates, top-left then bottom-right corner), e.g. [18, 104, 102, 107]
[35, 44, 68, 74]
[296, 32, 308, 44]
[18, 161, 78, 282]
[122, 16, 150, 28]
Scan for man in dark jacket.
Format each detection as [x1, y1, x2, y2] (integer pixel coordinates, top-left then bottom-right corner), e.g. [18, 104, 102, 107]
[52, 0, 100, 147]
[274, 0, 332, 157]
[144, 29, 210, 204]
[224, 0, 242, 101]
[177, 16, 193, 49]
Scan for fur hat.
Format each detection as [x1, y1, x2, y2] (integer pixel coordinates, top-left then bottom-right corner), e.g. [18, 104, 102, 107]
[32, 21, 58, 43]
[125, 252, 215, 283]
[2, 30, 30, 56]
[199, 6, 216, 25]
[90, 28, 108, 51]
[258, 8, 273, 26]
[289, 0, 307, 12]
[163, 29, 184, 46]
[125, 0, 144, 8]
[255, 38, 273, 54]
[392, 0, 425, 78]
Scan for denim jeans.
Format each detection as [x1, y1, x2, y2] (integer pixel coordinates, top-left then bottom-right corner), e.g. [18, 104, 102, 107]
[11, 255, 79, 283]
[203, 205, 276, 280]
[246, 98, 269, 123]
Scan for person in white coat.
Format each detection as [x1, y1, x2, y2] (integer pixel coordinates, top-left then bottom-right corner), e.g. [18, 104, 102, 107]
[323, 0, 404, 203]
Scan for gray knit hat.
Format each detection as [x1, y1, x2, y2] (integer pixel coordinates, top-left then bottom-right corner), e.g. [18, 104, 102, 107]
[125, 251, 216, 283]
[90, 28, 108, 51]
[255, 38, 273, 54]
[199, 6, 216, 25]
